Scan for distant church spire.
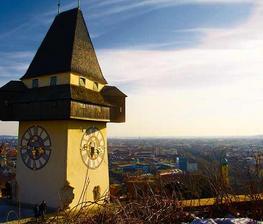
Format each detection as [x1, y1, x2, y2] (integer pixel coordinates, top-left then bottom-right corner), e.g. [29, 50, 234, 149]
[78, 0, 80, 9]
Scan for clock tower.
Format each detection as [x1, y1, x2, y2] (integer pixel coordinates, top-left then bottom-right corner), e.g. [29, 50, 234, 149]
[0, 8, 126, 209]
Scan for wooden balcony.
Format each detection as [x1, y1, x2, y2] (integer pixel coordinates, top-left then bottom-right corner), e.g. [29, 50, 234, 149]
[70, 101, 110, 121]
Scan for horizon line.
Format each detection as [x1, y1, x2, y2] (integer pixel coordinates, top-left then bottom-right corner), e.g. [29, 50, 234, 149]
[1, 134, 263, 139]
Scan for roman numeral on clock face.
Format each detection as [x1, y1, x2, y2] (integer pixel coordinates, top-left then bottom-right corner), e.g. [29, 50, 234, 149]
[80, 127, 105, 169]
[20, 126, 52, 171]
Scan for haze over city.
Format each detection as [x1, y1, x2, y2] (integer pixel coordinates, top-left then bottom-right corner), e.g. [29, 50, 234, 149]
[1, 0, 263, 137]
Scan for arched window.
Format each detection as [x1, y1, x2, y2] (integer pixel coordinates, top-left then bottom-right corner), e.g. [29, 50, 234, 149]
[93, 185, 101, 201]
[79, 77, 86, 87]
[50, 76, 57, 86]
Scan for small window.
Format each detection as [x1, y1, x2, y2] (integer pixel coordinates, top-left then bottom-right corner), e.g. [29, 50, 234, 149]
[79, 77, 86, 87]
[93, 82, 99, 91]
[120, 107, 123, 113]
[50, 76, 57, 86]
[32, 79, 38, 88]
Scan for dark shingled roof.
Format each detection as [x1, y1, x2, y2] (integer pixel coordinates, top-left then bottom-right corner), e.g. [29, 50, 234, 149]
[0, 81, 27, 92]
[21, 8, 107, 84]
[70, 85, 111, 106]
[14, 84, 111, 107]
[101, 86, 127, 97]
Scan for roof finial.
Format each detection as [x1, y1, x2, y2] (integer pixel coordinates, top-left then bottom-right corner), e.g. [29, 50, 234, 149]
[57, 0, 61, 14]
[78, 0, 80, 9]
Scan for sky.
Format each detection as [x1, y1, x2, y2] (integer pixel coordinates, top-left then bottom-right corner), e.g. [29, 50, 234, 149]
[0, 0, 263, 137]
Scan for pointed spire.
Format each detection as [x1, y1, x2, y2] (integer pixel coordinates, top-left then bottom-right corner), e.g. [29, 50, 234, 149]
[58, 0, 61, 14]
[21, 8, 107, 84]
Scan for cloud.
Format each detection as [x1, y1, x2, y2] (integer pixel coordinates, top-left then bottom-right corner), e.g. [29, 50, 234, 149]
[0, 52, 33, 86]
[100, 2, 263, 137]
[99, 46, 263, 134]
[0, 0, 262, 136]
[97, 0, 263, 90]
[98, 48, 263, 92]
[191, 1, 260, 46]
[88, 0, 254, 18]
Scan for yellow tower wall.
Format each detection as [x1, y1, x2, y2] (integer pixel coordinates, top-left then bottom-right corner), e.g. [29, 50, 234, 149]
[22, 73, 70, 88]
[22, 72, 105, 92]
[66, 120, 109, 208]
[16, 121, 68, 208]
[16, 120, 109, 209]
[70, 73, 105, 91]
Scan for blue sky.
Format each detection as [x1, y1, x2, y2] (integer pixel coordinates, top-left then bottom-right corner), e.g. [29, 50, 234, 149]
[0, 1, 252, 51]
[1, 0, 263, 137]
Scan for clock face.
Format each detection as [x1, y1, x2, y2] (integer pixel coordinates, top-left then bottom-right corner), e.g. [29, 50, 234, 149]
[20, 126, 51, 170]
[80, 127, 105, 169]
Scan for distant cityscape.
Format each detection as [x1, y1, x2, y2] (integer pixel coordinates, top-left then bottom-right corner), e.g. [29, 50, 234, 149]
[1, 136, 263, 199]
